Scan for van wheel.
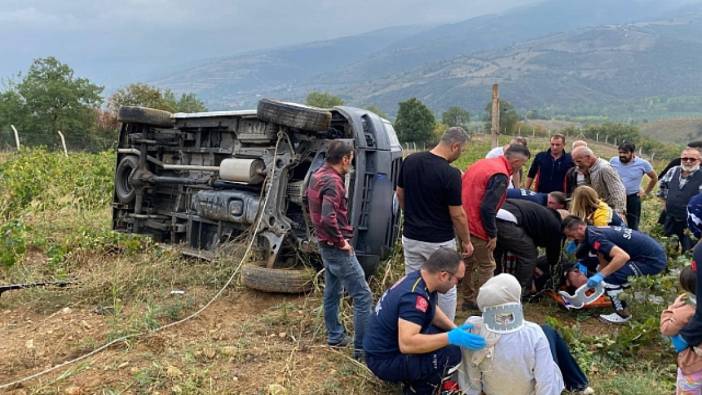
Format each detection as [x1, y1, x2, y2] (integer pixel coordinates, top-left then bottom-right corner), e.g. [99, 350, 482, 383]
[115, 155, 139, 203]
[241, 263, 316, 293]
[257, 98, 332, 131]
[118, 106, 174, 128]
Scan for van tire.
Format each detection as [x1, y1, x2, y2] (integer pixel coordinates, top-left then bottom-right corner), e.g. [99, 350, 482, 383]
[257, 98, 332, 131]
[118, 106, 174, 128]
[241, 263, 315, 293]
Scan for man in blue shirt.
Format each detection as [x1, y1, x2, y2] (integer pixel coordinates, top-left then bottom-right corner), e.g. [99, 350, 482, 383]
[562, 216, 667, 324]
[364, 248, 486, 394]
[526, 134, 574, 193]
[610, 142, 658, 230]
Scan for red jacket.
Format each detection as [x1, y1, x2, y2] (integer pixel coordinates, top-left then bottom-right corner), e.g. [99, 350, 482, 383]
[462, 156, 511, 241]
[306, 164, 353, 248]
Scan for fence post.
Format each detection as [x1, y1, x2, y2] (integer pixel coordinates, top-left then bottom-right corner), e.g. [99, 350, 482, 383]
[10, 124, 21, 150]
[57, 130, 69, 157]
[596, 132, 599, 142]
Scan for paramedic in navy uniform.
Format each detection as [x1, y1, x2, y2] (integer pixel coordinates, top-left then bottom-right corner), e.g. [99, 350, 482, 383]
[363, 248, 486, 394]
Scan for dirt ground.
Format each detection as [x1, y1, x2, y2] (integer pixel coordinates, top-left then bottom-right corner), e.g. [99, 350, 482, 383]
[1, 281, 396, 395]
[0, 279, 621, 395]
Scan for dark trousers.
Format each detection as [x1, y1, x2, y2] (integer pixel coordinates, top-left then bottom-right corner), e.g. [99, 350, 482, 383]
[495, 221, 538, 290]
[366, 326, 461, 395]
[663, 215, 695, 251]
[625, 193, 641, 230]
[541, 325, 589, 391]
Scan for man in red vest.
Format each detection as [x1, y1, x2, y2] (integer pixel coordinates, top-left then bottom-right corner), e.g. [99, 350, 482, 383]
[460, 144, 531, 309]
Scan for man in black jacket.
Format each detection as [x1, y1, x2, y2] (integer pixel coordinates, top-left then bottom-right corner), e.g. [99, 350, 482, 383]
[658, 147, 702, 250]
[494, 199, 565, 293]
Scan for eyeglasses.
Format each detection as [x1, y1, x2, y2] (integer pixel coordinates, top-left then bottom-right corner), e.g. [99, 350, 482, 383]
[444, 270, 464, 285]
[681, 157, 699, 162]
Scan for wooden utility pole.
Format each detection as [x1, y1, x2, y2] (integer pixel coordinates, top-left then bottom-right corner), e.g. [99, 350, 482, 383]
[491, 84, 500, 148]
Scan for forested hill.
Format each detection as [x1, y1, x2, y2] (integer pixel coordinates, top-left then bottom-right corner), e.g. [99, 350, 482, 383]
[151, 0, 702, 121]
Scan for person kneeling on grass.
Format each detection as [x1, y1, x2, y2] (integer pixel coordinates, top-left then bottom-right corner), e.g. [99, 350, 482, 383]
[562, 216, 668, 324]
[660, 265, 702, 394]
[458, 273, 594, 394]
[363, 248, 486, 395]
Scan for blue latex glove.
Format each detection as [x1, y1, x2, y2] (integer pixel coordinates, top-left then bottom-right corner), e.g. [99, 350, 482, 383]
[565, 240, 577, 255]
[671, 335, 689, 352]
[587, 272, 605, 289]
[576, 262, 588, 276]
[448, 325, 486, 350]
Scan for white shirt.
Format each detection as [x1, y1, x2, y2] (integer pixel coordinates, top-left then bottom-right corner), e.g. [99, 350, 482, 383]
[458, 317, 564, 395]
[486, 146, 504, 159]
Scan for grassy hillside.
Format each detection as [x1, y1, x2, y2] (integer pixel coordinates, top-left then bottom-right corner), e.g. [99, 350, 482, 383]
[639, 117, 702, 144]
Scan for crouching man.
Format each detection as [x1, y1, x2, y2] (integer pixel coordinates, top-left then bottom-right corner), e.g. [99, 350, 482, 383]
[364, 248, 486, 395]
[562, 215, 667, 323]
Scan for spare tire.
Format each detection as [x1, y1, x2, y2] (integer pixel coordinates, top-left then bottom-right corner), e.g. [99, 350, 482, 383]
[118, 106, 174, 128]
[257, 98, 332, 131]
[115, 155, 139, 203]
[241, 263, 315, 293]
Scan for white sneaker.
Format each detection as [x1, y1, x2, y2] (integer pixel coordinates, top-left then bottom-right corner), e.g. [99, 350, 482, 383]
[599, 312, 631, 324]
[574, 386, 595, 395]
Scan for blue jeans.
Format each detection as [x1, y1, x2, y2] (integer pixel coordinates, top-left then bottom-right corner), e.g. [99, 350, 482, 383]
[320, 245, 372, 354]
[541, 325, 589, 391]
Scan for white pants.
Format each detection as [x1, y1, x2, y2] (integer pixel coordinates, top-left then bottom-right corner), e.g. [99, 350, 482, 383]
[402, 236, 458, 322]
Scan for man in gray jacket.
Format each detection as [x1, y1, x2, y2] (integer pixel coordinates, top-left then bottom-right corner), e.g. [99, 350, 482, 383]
[572, 146, 627, 216]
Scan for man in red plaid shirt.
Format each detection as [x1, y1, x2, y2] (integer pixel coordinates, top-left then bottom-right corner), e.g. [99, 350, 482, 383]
[307, 139, 371, 360]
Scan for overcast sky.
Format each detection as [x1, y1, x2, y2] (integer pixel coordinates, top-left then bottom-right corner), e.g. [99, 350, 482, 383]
[0, 0, 540, 89]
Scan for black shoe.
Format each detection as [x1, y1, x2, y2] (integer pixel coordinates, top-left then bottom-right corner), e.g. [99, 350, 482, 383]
[353, 349, 365, 362]
[328, 335, 351, 348]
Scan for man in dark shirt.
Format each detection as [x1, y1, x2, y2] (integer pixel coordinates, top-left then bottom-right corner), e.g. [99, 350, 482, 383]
[397, 127, 471, 321]
[495, 199, 564, 292]
[364, 248, 486, 395]
[461, 144, 531, 309]
[658, 147, 702, 251]
[307, 140, 372, 359]
[526, 134, 574, 193]
[562, 216, 667, 324]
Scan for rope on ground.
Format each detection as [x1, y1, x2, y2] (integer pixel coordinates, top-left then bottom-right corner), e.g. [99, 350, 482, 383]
[0, 132, 290, 391]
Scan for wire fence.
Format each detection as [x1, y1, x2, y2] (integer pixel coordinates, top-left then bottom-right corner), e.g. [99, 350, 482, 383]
[0, 128, 117, 153]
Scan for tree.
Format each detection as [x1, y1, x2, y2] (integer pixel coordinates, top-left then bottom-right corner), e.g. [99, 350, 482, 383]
[394, 98, 435, 143]
[484, 99, 520, 134]
[365, 105, 389, 120]
[6, 57, 104, 147]
[432, 122, 449, 144]
[176, 93, 207, 113]
[441, 106, 470, 128]
[108, 83, 207, 114]
[108, 83, 173, 113]
[305, 91, 344, 108]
